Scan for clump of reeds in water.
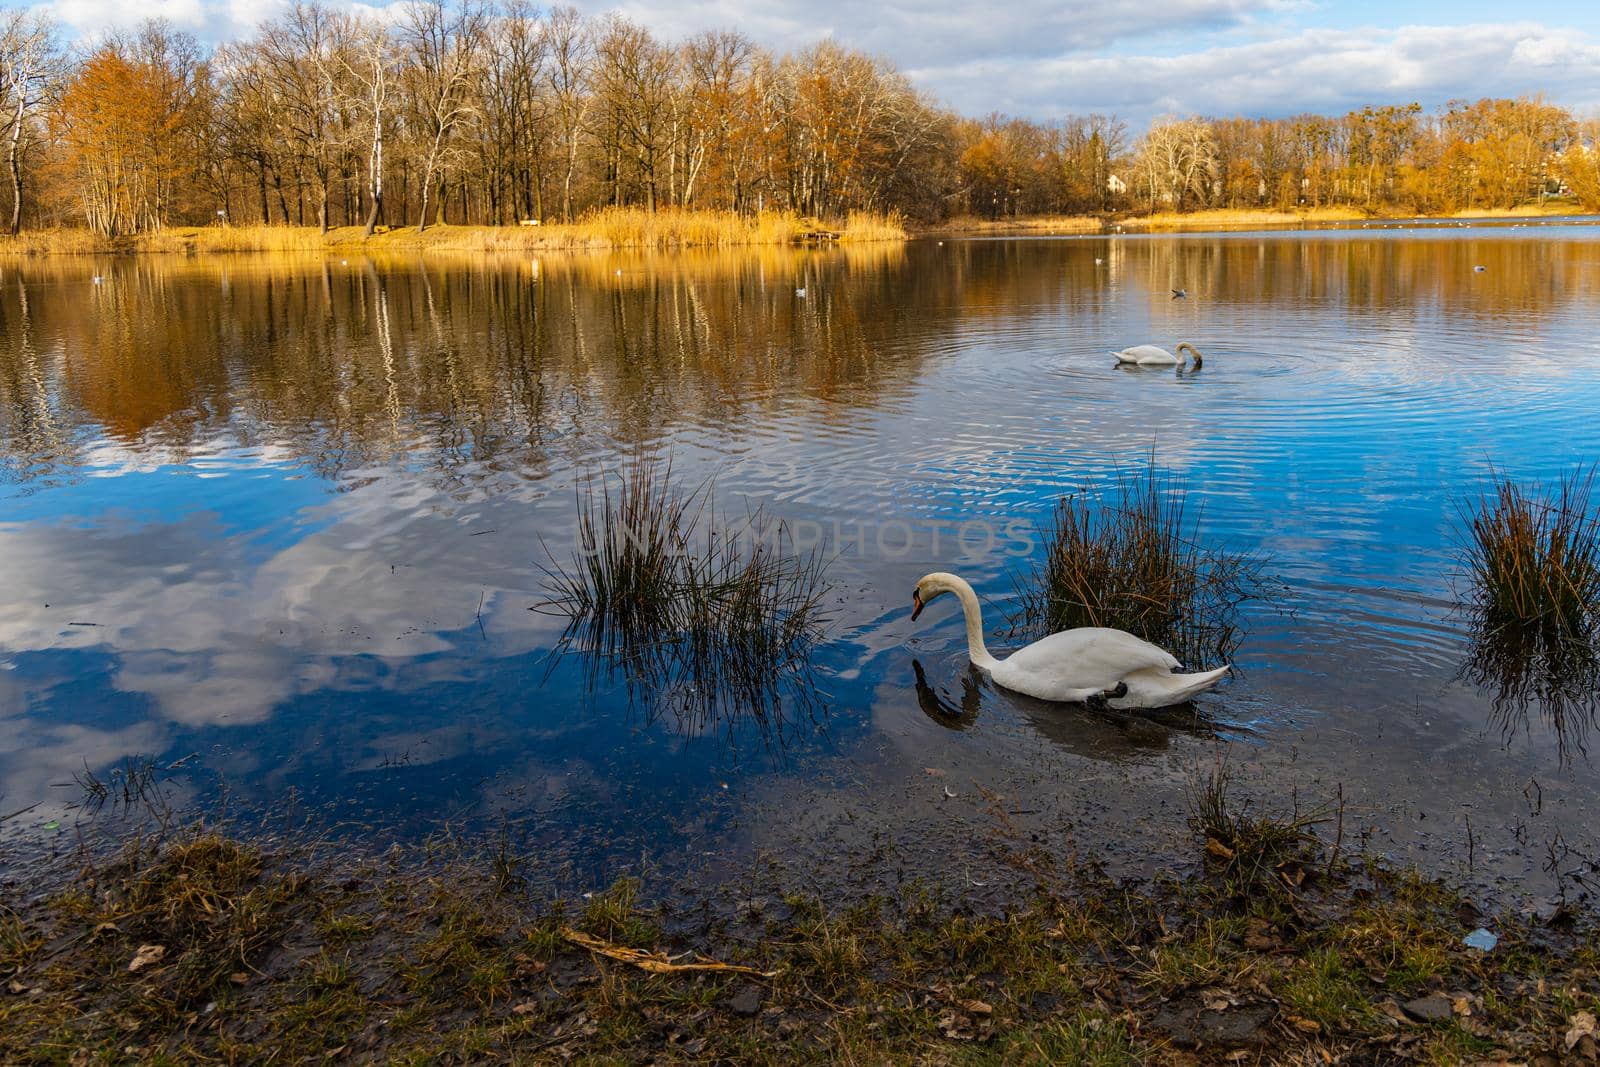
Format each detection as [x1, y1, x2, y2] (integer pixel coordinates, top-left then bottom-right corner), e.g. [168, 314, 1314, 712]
[541, 461, 830, 738]
[1459, 468, 1600, 758]
[1010, 460, 1268, 666]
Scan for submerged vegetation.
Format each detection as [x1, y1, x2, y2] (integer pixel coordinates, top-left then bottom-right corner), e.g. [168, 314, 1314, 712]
[1011, 461, 1269, 665]
[540, 461, 830, 738]
[1458, 468, 1600, 757]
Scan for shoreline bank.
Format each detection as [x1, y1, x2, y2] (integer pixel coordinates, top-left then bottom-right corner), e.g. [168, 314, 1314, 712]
[2, 784, 1594, 1064]
[919, 203, 1598, 237]
[0, 209, 905, 257]
[6, 204, 1598, 259]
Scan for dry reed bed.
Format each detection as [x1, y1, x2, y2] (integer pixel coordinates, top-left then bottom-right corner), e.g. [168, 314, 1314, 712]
[1457, 468, 1600, 755]
[538, 460, 830, 733]
[0, 209, 906, 257]
[1129, 207, 1368, 229]
[1011, 460, 1270, 666]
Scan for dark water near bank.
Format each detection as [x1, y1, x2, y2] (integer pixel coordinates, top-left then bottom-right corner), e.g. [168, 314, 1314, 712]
[3, 230, 1599, 900]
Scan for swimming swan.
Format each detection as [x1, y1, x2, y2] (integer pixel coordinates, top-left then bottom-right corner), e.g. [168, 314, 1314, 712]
[910, 572, 1229, 709]
[1113, 342, 1203, 367]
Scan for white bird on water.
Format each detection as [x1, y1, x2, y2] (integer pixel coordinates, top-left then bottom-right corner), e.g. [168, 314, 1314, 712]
[795, 286, 807, 298]
[910, 572, 1229, 709]
[1473, 265, 1486, 273]
[1171, 288, 1187, 299]
[1112, 342, 1204, 368]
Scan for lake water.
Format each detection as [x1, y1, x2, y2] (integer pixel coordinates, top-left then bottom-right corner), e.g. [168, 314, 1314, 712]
[3, 229, 1599, 899]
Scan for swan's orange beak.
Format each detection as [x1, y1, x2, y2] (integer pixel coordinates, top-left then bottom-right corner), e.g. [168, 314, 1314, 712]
[911, 589, 924, 622]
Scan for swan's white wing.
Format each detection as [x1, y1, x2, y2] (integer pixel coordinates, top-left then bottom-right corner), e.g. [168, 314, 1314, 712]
[995, 627, 1179, 697]
[1115, 345, 1177, 365]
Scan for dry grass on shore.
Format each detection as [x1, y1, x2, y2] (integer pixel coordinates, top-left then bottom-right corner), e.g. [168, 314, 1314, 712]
[1130, 206, 1368, 229]
[922, 213, 1103, 235]
[2, 786, 1596, 1064]
[1449, 201, 1585, 218]
[0, 209, 906, 257]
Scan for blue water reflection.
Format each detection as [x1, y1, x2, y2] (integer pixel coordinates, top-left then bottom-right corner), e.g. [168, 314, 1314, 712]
[3, 232, 1599, 888]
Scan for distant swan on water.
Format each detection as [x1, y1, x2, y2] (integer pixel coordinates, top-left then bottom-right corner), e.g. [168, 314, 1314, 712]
[1113, 342, 1204, 368]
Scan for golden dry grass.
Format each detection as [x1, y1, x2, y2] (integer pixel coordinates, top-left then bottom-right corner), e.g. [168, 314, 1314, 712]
[924, 214, 1104, 235]
[0, 209, 906, 257]
[0, 228, 108, 254]
[1448, 201, 1585, 218]
[1129, 206, 1367, 229]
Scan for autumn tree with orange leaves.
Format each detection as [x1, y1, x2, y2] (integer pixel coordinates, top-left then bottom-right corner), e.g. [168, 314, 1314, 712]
[49, 27, 207, 236]
[8, 11, 1599, 231]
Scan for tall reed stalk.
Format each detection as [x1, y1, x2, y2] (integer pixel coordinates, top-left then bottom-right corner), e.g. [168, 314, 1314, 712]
[1011, 459, 1267, 665]
[541, 461, 830, 736]
[1458, 468, 1600, 758]
[1461, 469, 1600, 642]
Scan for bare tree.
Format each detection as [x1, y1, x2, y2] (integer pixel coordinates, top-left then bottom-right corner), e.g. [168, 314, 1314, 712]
[252, 2, 355, 232]
[342, 17, 391, 236]
[1138, 117, 1219, 211]
[402, 0, 485, 232]
[0, 12, 57, 233]
[542, 6, 589, 222]
[591, 16, 675, 211]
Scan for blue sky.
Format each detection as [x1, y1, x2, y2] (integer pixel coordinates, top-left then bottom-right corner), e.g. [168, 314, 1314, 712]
[23, 0, 1600, 127]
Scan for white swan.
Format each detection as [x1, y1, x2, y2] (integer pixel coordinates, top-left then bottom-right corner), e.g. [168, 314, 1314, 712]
[1113, 342, 1203, 368]
[910, 572, 1229, 709]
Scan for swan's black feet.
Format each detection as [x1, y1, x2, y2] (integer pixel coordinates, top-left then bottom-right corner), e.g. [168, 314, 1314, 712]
[1085, 682, 1128, 711]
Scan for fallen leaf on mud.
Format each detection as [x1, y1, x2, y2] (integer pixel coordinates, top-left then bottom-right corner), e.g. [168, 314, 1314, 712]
[1243, 919, 1282, 952]
[1205, 838, 1236, 861]
[960, 999, 993, 1016]
[512, 1001, 539, 1015]
[1206, 998, 1231, 1012]
[92, 922, 119, 937]
[7, 981, 27, 994]
[512, 952, 548, 977]
[1451, 994, 1475, 1018]
[128, 944, 166, 972]
[923, 768, 947, 777]
[1289, 1016, 1322, 1033]
[229, 973, 249, 986]
[1567, 1012, 1597, 1051]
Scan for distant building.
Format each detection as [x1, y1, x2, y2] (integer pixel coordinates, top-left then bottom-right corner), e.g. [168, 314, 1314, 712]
[1107, 174, 1127, 194]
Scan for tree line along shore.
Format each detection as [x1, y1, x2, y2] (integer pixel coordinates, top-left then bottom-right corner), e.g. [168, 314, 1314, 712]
[3, 7, 1600, 243]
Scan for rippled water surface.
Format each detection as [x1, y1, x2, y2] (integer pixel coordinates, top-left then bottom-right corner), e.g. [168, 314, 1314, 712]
[4, 230, 1599, 894]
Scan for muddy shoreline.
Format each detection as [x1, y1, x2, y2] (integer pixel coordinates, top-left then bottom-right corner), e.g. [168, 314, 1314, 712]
[3, 777, 1596, 1064]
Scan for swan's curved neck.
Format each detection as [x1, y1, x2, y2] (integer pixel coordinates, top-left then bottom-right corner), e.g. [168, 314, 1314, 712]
[941, 575, 1001, 671]
[1178, 342, 1203, 368]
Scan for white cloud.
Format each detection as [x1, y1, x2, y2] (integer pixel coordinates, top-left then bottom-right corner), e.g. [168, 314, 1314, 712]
[21, 0, 1600, 131]
[917, 22, 1600, 125]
